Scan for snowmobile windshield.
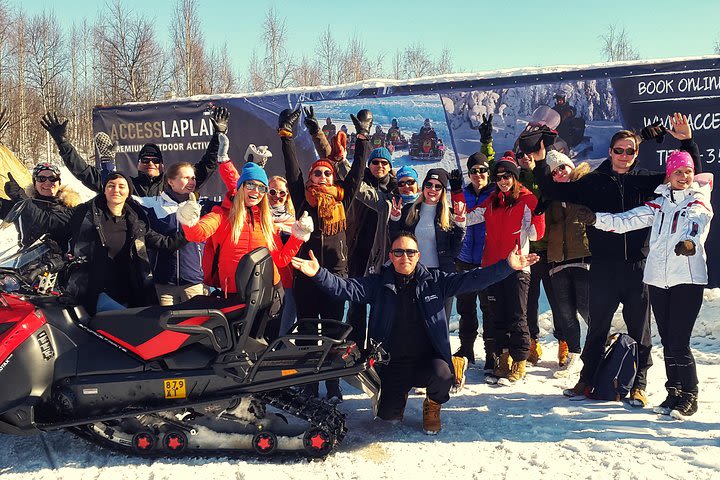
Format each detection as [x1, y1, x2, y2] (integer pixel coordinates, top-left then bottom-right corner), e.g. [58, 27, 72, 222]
[0, 239, 48, 270]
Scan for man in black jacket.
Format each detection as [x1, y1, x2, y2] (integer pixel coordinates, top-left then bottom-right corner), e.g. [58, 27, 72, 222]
[525, 113, 700, 407]
[40, 109, 227, 197]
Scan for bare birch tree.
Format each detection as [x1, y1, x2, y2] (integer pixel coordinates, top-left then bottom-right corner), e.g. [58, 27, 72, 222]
[599, 24, 640, 62]
[171, 0, 209, 96]
[261, 7, 294, 89]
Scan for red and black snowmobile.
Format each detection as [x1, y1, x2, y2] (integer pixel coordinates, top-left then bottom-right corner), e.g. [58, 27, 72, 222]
[409, 129, 445, 161]
[0, 237, 384, 459]
[386, 119, 409, 151]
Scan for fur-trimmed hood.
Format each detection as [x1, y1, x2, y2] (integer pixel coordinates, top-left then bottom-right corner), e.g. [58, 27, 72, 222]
[27, 184, 81, 208]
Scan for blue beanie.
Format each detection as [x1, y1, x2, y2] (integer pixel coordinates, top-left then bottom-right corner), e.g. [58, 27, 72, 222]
[396, 165, 419, 183]
[368, 147, 393, 165]
[237, 162, 268, 190]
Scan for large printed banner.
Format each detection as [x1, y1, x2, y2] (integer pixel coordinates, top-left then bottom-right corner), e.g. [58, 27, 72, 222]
[93, 57, 720, 286]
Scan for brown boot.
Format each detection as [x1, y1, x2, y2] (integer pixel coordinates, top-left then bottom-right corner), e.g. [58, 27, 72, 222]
[507, 359, 526, 383]
[527, 339, 542, 365]
[422, 397, 441, 435]
[493, 349, 511, 378]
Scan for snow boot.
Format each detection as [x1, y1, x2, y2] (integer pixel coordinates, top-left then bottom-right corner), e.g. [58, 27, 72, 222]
[454, 343, 475, 365]
[451, 355, 468, 393]
[527, 339, 542, 365]
[629, 388, 647, 408]
[670, 392, 698, 418]
[506, 359, 526, 383]
[653, 387, 682, 415]
[558, 340, 569, 367]
[493, 349, 511, 378]
[563, 379, 589, 397]
[422, 397, 441, 435]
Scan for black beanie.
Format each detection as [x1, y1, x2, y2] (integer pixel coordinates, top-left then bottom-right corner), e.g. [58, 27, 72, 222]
[422, 168, 449, 188]
[493, 156, 520, 179]
[103, 171, 134, 196]
[138, 143, 163, 162]
[466, 152, 489, 171]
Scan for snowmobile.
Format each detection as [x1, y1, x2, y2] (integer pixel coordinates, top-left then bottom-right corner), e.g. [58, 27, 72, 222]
[409, 129, 445, 161]
[371, 127, 393, 153]
[0, 232, 385, 458]
[386, 126, 409, 151]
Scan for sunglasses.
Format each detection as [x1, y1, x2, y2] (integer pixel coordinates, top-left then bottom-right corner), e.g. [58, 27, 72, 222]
[397, 179, 416, 187]
[496, 173, 514, 181]
[269, 189, 287, 197]
[312, 169, 333, 178]
[612, 147, 636, 156]
[390, 248, 419, 258]
[423, 182, 444, 191]
[552, 164, 571, 176]
[470, 167, 489, 175]
[139, 157, 163, 165]
[370, 159, 389, 166]
[35, 175, 60, 183]
[244, 182, 268, 194]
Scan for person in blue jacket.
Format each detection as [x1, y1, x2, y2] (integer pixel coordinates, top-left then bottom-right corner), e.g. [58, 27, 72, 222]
[291, 230, 538, 435]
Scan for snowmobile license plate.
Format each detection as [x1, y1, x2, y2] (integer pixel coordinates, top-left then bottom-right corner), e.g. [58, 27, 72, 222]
[163, 379, 187, 399]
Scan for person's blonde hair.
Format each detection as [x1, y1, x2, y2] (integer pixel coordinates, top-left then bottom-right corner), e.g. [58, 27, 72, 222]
[269, 175, 295, 217]
[228, 189, 276, 250]
[405, 188, 452, 231]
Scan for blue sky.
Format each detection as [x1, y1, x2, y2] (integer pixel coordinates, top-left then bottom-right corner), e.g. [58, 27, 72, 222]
[12, 0, 720, 81]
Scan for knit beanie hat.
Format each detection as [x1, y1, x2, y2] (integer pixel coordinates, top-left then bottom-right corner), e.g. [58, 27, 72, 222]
[466, 152, 489, 171]
[310, 158, 337, 177]
[104, 171, 133, 196]
[32, 162, 61, 180]
[138, 143, 163, 163]
[665, 150, 694, 177]
[545, 150, 575, 173]
[237, 161, 269, 190]
[494, 155, 520, 179]
[368, 147, 392, 165]
[396, 165, 419, 183]
[422, 168, 449, 188]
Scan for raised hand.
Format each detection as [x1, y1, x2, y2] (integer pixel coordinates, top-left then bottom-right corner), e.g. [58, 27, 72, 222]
[210, 106, 230, 134]
[506, 245, 540, 270]
[479, 113, 493, 144]
[449, 168, 463, 192]
[4, 173, 28, 201]
[40, 112, 69, 145]
[667, 112, 692, 141]
[640, 120, 666, 144]
[303, 106, 320, 135]
[351, 109, 373, 138]
[291, 250, 321, 277]
[176, 194, 201, 227]
[291, 211, 314, 241]
[674, 239, 696, 256]
[278, 107, 301, 134]
[390, 196, 403, 218]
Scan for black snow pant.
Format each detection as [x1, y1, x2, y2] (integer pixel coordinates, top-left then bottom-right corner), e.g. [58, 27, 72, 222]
[649, 283, 703, 395]
[579, 260, 653, 390]
[486, 270, 531, 361]
[294, 274, 346, 397]
[376, 357, 454, 420]
[454, 260, 491, 359]
[549, 265, 590, 353]
[527, 251, 562, 340]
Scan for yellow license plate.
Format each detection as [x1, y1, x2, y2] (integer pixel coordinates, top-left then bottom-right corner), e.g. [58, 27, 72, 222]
[163, 378, 187, 399]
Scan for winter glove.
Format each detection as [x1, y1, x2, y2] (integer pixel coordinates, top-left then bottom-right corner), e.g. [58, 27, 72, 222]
[218, 133, 230, 163]
[640, 121, 666, 144]
[40, 112, 69, 146]
[575, 206, 596, 225]
[291, 211, 314, 241]
[0, 106, 9, 141]
[351, 109, 373, 138]
[478, 113, 493, 144]
[674, 239, 696, 256]
[210, 106, 230, 134]
[303, 106, 320, 135]
[278, 107, 301, 135]
[449, 168, 463, 192]
[4, 173, 28, 201]
[244, 144, 272, 167]
[176, 194, 201, 227]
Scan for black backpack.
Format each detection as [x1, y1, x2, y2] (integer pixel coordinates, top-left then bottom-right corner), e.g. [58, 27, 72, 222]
[588, 333, 638, 401]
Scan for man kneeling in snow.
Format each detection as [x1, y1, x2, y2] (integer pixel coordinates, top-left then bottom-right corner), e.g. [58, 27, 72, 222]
[291, 231, 538, 434]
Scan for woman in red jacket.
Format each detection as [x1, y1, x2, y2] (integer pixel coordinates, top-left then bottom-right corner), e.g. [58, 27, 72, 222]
[466, 155, 545, 384]
[176, 161, 312, 295]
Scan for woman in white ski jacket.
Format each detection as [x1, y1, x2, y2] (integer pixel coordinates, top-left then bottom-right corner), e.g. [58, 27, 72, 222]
[578, 150, 713, 418]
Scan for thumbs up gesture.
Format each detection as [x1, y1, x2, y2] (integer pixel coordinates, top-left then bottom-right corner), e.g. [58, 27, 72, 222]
[177, 193, 201, 227]
[291, 211, 314, 241]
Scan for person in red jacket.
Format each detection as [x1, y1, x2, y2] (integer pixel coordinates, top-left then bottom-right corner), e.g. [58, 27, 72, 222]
[466, 155, 545, 383]
[176, 162, 313, 295]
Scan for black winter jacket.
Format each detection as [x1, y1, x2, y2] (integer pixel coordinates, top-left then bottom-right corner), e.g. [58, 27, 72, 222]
[3, 186, 79, 248]
[66, 196, 186, 314]
[281, 135, 368, 275]
[533, 138, 701, 262]
[57, 133, 220, 197]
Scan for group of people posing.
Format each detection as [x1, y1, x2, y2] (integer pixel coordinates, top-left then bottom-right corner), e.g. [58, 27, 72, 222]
[0, 105, 712, 435]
